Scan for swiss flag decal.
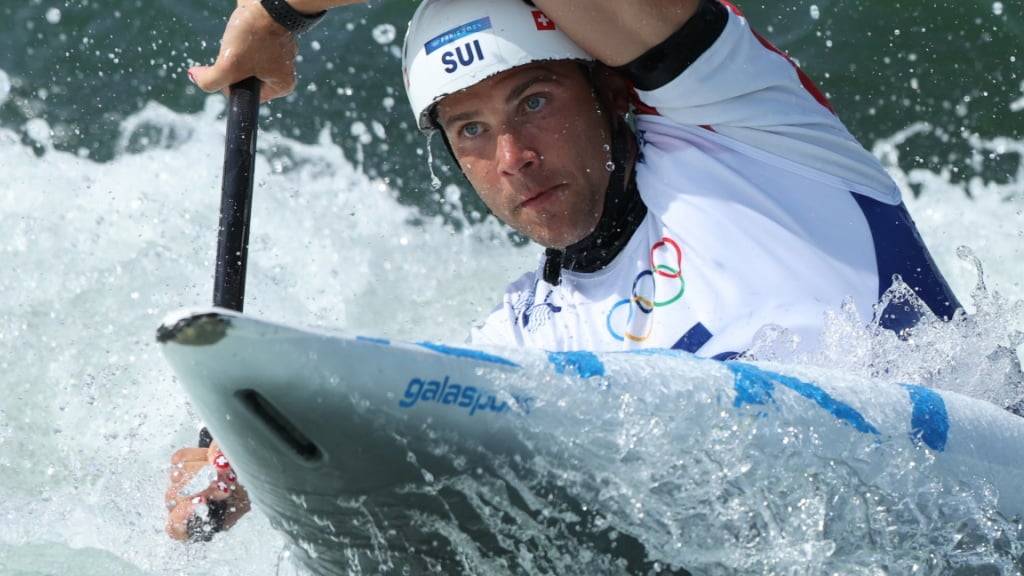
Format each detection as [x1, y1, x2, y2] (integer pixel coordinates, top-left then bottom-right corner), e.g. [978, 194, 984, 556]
[532, 10, 556, 30]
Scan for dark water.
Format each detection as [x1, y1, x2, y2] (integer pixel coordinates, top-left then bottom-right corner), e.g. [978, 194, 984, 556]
[1, 0, 1021, 214]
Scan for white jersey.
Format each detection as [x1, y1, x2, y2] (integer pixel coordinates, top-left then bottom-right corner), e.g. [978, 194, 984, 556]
[471, 1, 957, 357]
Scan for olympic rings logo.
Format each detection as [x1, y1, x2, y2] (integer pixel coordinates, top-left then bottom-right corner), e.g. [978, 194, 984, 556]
[606, 237, 686, 342]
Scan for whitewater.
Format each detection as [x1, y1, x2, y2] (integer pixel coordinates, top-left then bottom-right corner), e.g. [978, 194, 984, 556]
[0, 78, 1022, 574]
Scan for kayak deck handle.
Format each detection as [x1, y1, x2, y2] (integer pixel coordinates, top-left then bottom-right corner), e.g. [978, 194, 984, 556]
[236, 389, 323, 462]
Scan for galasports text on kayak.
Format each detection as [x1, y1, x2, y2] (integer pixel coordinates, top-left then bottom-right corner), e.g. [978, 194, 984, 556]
[399, 376, 533, 416]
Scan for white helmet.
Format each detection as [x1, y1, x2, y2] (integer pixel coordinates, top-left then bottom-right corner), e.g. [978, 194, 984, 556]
[402, 0, 592, 132]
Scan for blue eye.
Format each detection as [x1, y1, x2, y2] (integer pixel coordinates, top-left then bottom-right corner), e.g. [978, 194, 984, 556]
[524, 95, 547, 112]
[461, 122, 482, 138]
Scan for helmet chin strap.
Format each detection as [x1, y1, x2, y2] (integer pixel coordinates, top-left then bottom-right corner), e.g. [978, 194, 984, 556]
[541, 117, 646, 285]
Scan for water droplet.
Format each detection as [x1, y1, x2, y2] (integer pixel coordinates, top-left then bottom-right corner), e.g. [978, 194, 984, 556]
[605, 161, 615, 172]
[426, 132, 443, 190]
[957, 245, 990, 303]
[349, 121, 371, 145]
[25, 118, 53, 148]
[372, 24, 397, 45]
[993, 1, 1004, 15]
[0, 69, 10, 107]
[45, 7, 61, 24]
[809, 5, 820, 20]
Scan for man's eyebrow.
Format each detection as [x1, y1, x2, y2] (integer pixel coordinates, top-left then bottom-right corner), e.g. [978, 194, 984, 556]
[442, 108, 481, 128]
[505, 68, 563, 104]
[440, 68, 564, 128]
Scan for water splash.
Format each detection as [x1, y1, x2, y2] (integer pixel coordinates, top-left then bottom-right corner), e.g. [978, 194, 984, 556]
[802, 267, 1024, 409]
[0, 97, 1022, 574]
[318, 349, 1024, 574]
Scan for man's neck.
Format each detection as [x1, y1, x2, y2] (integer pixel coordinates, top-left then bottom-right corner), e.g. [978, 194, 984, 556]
[543, 125, 647, 284]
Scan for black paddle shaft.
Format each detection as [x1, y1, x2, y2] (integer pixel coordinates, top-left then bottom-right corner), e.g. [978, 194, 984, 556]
[190, 77, 261, 543]
[214, 76, 261, 311]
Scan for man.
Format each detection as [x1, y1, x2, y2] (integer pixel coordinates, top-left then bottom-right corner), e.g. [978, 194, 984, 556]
[168, 0, 959, 540]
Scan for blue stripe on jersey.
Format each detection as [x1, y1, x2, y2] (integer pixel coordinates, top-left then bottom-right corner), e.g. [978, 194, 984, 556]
[852, 194, 961, 332]
[672, 322, 713, 353]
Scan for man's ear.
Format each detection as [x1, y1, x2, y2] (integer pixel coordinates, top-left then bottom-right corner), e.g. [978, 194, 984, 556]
[591, 64, 632, 117]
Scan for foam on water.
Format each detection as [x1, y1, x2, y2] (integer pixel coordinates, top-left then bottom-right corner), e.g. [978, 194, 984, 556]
[0, 89, 1021, 574]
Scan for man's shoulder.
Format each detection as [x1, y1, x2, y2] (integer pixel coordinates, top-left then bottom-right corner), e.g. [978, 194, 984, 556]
[634, 113, 901, 205]
[627, 1, 901, 203]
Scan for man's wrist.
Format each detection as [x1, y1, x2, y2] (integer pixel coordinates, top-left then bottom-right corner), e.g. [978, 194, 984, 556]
[260, 0, 327, 35]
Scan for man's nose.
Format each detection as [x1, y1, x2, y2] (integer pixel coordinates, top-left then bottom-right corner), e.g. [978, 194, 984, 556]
[495, 129, 539, 176]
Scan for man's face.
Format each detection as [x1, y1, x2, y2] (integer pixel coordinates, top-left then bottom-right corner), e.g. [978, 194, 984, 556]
[435, 61, 614, 249]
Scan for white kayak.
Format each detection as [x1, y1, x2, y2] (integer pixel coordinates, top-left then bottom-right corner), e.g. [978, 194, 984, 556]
[158, 308, 1024, 574]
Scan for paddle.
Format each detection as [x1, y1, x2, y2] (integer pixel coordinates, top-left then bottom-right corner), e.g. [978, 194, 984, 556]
[189, 76, 261, 541]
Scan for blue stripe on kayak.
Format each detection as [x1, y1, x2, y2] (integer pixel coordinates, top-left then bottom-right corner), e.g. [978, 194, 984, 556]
[902, 384, 949, 452]
[548, 351, 605, 378]
[621, 348, 687, 357]
[417, 342, 519, 367]
[728, 362, 880, 435]
[356, 336, 390, 346]
[620, 348, 741, 362]
[730, 362, 776, 407]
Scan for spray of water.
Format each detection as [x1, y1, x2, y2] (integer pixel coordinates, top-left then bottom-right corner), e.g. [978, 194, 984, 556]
[0, 90, 1021, 574]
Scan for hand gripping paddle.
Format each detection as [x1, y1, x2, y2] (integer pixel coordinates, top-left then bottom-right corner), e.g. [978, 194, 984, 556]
[187, 76, 261, 542]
